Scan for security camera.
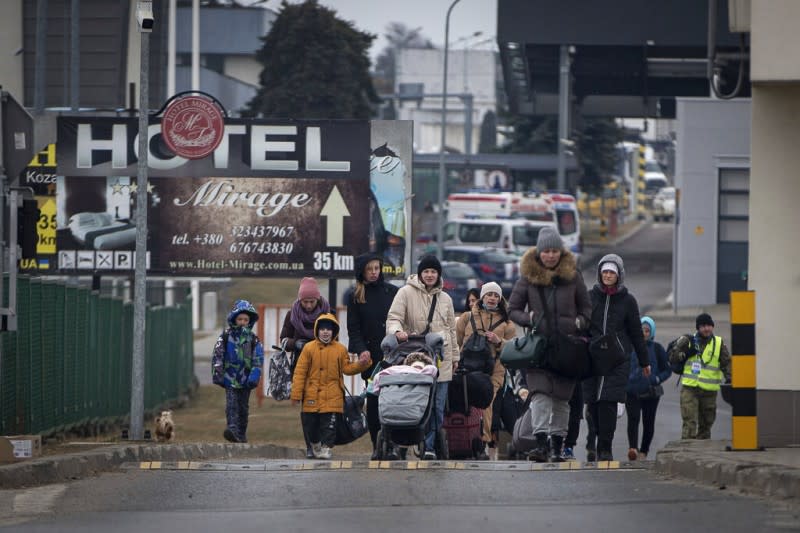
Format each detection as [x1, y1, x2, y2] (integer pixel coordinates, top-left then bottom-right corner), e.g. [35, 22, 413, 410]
[137, 0, 154, 32]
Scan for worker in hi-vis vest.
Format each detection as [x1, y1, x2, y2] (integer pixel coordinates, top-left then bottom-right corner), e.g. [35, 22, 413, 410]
[668, 313, 732, 439]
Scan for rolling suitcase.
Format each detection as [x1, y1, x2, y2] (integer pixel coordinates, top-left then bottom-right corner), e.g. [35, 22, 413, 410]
[443, 407, 483, 459]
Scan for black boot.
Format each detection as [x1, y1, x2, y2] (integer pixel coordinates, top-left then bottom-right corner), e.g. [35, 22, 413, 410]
[527, 433, 549, 462]
[305, 444, 314, 459]
[549, 435, 565, 463]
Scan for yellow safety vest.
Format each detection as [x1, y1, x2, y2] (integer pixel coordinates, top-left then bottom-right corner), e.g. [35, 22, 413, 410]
[681, 335, 723, 391]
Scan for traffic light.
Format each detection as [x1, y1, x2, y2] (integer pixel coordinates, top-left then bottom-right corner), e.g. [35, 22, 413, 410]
[18, 198, 40, 259]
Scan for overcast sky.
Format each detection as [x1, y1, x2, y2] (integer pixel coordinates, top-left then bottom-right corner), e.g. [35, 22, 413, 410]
[285, 0, 499, 61]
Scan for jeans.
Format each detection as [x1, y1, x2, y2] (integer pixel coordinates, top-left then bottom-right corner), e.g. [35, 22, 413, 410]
[425, 382, 449, 452]
[626, 395, 660, 454]
[587, 400, 618, 453]
[529, 392, 570, 438]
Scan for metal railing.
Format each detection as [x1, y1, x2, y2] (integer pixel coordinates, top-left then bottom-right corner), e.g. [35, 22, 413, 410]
[0, 275, 194, 436]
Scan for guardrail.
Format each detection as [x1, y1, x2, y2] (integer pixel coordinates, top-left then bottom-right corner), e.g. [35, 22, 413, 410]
[0, 275, 194, 436]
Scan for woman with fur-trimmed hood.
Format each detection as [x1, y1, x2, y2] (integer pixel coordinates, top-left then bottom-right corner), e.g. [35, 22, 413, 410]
[508, 227, 591, 462]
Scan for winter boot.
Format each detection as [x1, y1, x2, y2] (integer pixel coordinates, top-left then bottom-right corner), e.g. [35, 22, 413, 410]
[223, 428, 239, 443]
[598, 450, 614, 461]
[526, 433, 549, 462]
[476, 443, 490, 461]
[306, 444, 315, 459]
[549, 435, 565, 463]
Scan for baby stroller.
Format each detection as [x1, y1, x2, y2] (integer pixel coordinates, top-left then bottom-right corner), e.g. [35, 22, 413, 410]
[373, 333, 448, 460]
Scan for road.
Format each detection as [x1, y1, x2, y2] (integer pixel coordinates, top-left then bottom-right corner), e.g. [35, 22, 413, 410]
[1, 222, 779, 532]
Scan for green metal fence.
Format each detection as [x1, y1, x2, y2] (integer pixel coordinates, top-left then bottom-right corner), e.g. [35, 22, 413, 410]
[0, 276, 194, 436]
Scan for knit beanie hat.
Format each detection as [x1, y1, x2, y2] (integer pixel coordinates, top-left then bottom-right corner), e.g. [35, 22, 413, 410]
[417, 254, 442, 277]
[536, 226, 563, 252]
[600, 262, 619, 275]
[695, 313, 715, 329]
[480, 281, 503, 299]
[298, 277, 321, 300]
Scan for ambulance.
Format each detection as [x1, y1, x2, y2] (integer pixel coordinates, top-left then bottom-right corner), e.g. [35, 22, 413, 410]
[446, 192, 555, 222]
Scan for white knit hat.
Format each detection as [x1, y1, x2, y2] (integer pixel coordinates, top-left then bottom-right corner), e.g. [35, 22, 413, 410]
[600, 262, 619, 275]
[480, 281, 503, 298]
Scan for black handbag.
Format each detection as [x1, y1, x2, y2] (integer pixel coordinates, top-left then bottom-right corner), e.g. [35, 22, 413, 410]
[589, 332, 626, 376]
[500, 290, 554, 370]
[334, 386, 368, 445]
[538, 286, 591, 379]
[550, 332, 591, 379]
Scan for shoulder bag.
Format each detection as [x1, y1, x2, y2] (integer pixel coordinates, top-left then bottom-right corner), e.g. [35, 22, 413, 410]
[499, 290, 553, 370]
[588, 306, 627, 376]
[538, 286, 591, 379]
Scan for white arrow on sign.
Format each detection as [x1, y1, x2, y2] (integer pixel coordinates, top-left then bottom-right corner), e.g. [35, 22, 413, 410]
[320, 185, 350, 247]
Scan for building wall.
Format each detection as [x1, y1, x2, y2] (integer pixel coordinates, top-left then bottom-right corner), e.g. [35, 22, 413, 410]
[750, 84, 800, 445]
[674, 98, 750, 307]
[223, 56, 260, 88]
[395, 48, 497, 154]
[0, 0, 24, 100]
[750, 0, 800, 82]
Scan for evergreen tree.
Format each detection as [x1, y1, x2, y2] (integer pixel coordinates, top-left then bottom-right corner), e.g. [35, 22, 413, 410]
[245, 0, 379, 119]
[574, 117, 623, 192]
[478, 110, 498, 153]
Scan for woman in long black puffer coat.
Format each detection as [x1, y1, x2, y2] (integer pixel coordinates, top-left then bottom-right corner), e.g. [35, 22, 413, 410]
[583, 253, 651, 461]
[346, 253, 398, 459]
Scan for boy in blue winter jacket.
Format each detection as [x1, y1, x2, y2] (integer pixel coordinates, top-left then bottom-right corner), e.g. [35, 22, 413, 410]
[212, 300, 265, 443]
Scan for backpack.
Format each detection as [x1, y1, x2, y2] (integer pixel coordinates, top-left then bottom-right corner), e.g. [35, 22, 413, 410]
[666, 334, 695, 375]
[459, 313, 497, 375]
[266, 345, 293, 401]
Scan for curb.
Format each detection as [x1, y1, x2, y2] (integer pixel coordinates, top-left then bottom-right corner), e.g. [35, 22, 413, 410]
[654, 443, 800, 501]
[0, 442, 304, 489]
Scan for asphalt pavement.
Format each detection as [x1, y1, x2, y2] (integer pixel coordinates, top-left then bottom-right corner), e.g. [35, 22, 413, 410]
[1, 219, 798, 503]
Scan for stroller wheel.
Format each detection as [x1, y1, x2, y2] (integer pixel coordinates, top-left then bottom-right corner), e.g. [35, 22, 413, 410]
[436, 428, 449, 460]
[375, 430, 385, 460]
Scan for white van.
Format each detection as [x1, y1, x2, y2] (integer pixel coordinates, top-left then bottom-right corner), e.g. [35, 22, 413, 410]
[510, 193, 582, 257]
[443, 218, 559, 255]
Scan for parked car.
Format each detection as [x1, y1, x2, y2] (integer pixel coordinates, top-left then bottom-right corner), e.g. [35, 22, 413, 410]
[440, 260, 482, 309]
[442, 246, 519, 299]
[652, 186, 676, 222]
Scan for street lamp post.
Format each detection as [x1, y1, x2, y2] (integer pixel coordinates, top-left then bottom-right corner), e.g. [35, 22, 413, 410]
[436, 0, 463, 260]
[130, 0, 153, 441]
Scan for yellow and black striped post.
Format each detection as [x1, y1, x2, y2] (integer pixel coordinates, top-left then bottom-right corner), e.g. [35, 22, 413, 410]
[729, 290, 758, 450]
[637, 145, 647, 218]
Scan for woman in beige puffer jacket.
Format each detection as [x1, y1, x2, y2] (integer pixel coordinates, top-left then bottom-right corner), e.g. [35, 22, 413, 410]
[385, 255, 458, 459]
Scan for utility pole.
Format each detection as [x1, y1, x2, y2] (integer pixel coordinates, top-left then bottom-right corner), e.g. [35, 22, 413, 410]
[437, 0, 463, 260]
[556, 45, 571, 191]
[130, 0, 153, 441]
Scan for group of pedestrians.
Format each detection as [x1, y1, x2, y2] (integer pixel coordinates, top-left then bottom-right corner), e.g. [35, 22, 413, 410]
[212, 225, 732, 461]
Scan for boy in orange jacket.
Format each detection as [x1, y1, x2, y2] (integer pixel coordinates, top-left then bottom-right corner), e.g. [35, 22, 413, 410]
[291, 313, 370, 459]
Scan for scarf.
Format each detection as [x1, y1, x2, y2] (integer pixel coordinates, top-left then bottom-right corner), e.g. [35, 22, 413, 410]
[289, 298, 330, 340]
[601, 285, 618, 295]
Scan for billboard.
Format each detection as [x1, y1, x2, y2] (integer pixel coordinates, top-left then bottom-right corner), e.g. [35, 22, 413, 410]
[49, 117, 412, 278]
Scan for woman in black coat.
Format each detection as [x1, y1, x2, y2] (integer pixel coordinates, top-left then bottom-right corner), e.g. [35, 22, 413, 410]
[583, 253, 651, 461]
[346, 253, 398, 459]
